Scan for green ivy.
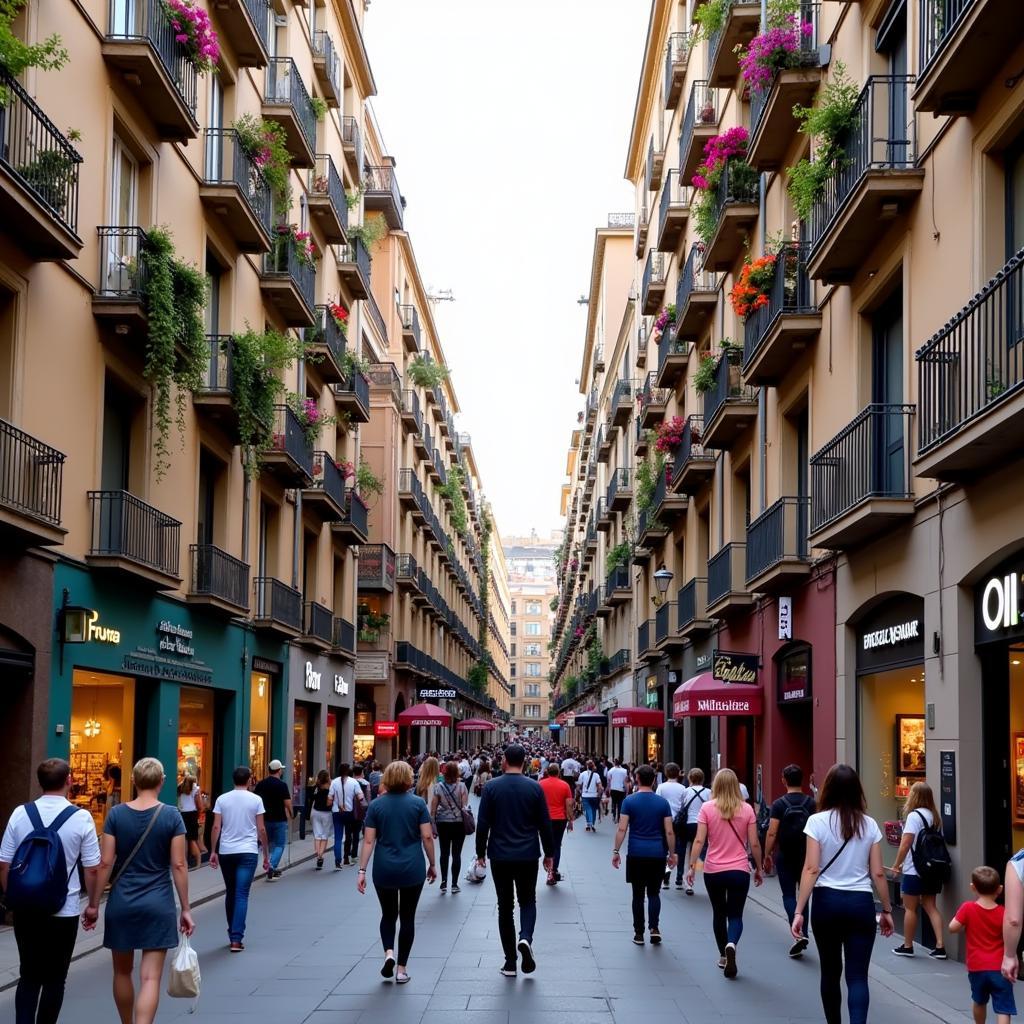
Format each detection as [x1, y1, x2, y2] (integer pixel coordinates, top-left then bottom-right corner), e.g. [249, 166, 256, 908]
[356, 458, 384, 498]
[0, 0, 66, 103]
[340, 348, 370, 379]
[233, 114, 292, 219]
[471, 505, 494, 695]
[635, 452, 666, 513]
[439, 463, 468, 535]
[693, 0, 728, 40]
[607, 541, 631, 574]
[693, 352, 718, 394]
[348, 214, 387, 248]
[310, 96, 328, 121]
[407, 354, 449, 389]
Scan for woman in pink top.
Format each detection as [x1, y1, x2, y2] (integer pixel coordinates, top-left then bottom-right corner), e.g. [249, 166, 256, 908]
[685, 769, 763, 979]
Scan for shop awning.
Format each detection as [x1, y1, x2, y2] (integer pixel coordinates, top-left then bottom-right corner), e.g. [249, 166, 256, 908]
[672, 673, 762, 718]
[456, 717, 494, 731]
[572, 712, 608, 727]
[610, 707, 665, 728]
[397, 702, 453, 727]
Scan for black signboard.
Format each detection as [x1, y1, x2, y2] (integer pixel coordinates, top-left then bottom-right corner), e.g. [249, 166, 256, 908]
[252, 656, 282, 675]
[855, 594, 925, 675]
[712, 650, 758, 684]
[777, 646, 812, 704]
[417, 686, 457, 700]
[940, 750, 957, 845]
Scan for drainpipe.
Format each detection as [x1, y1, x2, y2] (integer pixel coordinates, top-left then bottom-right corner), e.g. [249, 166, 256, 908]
[241, 473, 251, 576]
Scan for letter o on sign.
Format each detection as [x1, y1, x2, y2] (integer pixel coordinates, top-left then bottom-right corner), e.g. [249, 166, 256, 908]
[982, 577, 1004, 631]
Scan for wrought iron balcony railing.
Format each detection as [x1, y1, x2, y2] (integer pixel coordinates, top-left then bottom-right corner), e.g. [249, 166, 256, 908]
[0, 417, 64, 528]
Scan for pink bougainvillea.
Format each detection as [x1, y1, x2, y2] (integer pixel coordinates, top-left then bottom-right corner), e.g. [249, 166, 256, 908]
[655, 416, 686, 453]
[164, 0, 220, 73]
[738, 16, 814, 93]
[692, 126, 750, 190]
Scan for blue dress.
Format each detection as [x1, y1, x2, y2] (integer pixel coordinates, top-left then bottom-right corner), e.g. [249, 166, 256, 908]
[103, 803, 186, 951]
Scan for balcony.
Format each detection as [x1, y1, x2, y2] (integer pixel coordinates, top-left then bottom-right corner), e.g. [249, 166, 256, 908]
[200, 129, 272, 253]
[194, 335, 242, 442]
[809, 403, 915, 550]
[741, 243, 821, 386]
[103, 0, 199, 139]
[602, 648, 630, 678]
[607, 468, 632, 513]
[657, 170, 691, 253]
[707, 542, 754, 618]
[333, 369, 370, 424]
[86, 489, 181, 588]
[642, 251, 666, 315]
[302, 600, 333, 649]
[747, 7, 823, 171]
[332, 492, 368, 545]
[341, 115, 362, 177]
[252, 577, 302, 637]
[702, 159, 760, 271]
[646, 135, 665, 195]
[400, 305, 421, 354]
[656, 600, 684, 651]
[308, 154, 347, 245]
[364, 164, 404, 229]
[916, 249, 1024, 480]
[652, 460, 687, 522]
[306, 305, 346, 383]
[400, 389, 423, 436]
[664, 31, 691, 109]
[678, 578, 713, 638]
[610, 377, 637, 429]
[395, 553, 421, 594]
[93, 226, 148, 333]
[311, 31, 341, 107]
[656, 333, 692, 389]
[707, 0, 761, 86]
[746, 496, 811, 592]
[605, 565, 632, 607]
[596, 497, 612, 532]
[676, 246, 718, 338]
[260, 232, 316, 326]
[638, 619, 657, 661]
[262, 58, 316, 168]
[261, 404, 314, 485]
[635, 204, 649, 258]
[188, 543, 249, 615]
[303, 451, 347, 520]
[916, 0, 1017, 114]
[702, 350, 758, 449]
[333, 617, 356, 657]
[808, 76, 924, 284]
[639, 372, 670, 429]
[0, 71, 83, 259]
[637, 507, 667, 550]
[358, 543, 396, 592]
[679, 81, 720, 182]
[337, 238, 371, 300]
[633, 419, 649, 458]
[0, 418, 65, 546]
[209, 0, 270, 67]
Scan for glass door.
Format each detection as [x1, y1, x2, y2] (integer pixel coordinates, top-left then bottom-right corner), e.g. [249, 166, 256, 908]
[872, 293, 905, 495]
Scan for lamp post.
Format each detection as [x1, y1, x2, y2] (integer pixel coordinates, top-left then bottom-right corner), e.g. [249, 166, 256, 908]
[652, 565, 674, 607]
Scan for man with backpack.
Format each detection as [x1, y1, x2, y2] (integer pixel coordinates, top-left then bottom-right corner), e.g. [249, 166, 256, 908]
[762, 764, 817, 958]
[0, 758, 102, 1024]
[673, 768, 710, 895]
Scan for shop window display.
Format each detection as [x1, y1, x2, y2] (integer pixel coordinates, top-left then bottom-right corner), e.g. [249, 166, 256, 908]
[249, 671, 271, 781]
[178, 686, 214, 800]
[1008, 648, 1024, 853]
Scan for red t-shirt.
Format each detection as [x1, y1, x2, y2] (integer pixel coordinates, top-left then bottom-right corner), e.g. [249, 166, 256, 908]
[954, 900, 1005, 972]
[539, 777, 572, 821]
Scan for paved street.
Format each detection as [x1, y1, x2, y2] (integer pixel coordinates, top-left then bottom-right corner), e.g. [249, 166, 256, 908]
[0, 803, 974, 1023]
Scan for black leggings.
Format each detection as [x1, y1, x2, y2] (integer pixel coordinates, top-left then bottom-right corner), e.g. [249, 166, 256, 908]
[375, 883, 424, 965]
[436, 821, 466, 884]
[703, 869, 751, 954]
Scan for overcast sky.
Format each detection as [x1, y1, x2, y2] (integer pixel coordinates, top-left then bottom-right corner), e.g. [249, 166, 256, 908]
[364, 0, 649, 538]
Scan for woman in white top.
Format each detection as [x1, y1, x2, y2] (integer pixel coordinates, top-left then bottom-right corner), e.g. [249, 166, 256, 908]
[177, 774, 204, 868]
[792, 764, 893, 1024]
[577, 760, 603, 832]
[890, 781, 946, 959]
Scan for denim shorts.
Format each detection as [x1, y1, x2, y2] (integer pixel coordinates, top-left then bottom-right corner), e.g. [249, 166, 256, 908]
[900, 873, 940, 897]
[969, 970, 1017, 1015]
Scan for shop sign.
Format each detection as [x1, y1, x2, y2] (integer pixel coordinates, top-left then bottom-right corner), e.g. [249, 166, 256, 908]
[778, 596, 792, 640]
[712, 651, 758, 684]
[856, 595, 925, 673]
[374, 721, 399, 737]
[777, 647, 811, 704]
[862, 620, 920, 650]
[122, 652, 212, 685]
[417, 686, 457, 700]
[87, 611, 121, 645]
[333, 674, 349, 697]
[695, 654, 712, 672]
[976, 559, 1024, 644]
[940, 750, 957, 845]
[304, 662, 322, 692]
[644, 675, 658, 709]
[157, 621, 194, 657]
[356, 653, 388, 681]
[252, 657, 281, 675]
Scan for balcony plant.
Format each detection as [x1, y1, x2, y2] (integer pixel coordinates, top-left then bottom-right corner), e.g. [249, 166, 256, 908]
[328, 301, 349, 335]
[691, 127, 756, 244]
[16, 148, 77, 213]
[607, 541, 631, 574]
[356, 457, 383, 498]
[693, 0, 728, 41]
[653, 304, 676, 344]
[635, 451, 666, 511]
[737, 13, 814, 93]
[439, 464, 468, 535]
[655, 416, 686, 454]
[233, 114, 291, 217]
[693, 351, 718, 394]
[347, 213, 387, 248]
[274, 223, 317, 269]
[407, 354, 449, 389]
[285, 393, 338, 448]
[729, 253, 777, 318]
[163, 0, 220, 73]
[310, 95, 327, 121]
[0, 0, 67, 105]
[340, 349, 370, 380]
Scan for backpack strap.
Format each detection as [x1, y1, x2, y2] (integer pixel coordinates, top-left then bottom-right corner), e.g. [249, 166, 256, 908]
[23, 803, 44, 831]
[48, 806, 81, 835]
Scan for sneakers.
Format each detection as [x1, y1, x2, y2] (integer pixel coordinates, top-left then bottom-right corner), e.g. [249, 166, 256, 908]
[717, 956, 726, 970]
[685, 886, 694, 896]
[724, 942, 738, 979]
[439, 882, 447, 893]
[380, 955, 396, 979]
[315, 858, 323, 871]
[344, 857, 351, 866]
[395, 971, 410, 985]
[675, 881, 684, 890]
[892, 945, 915, 958]
[789, 937, 809, 959]
[266, 871, 275, 882]
[499, 964, 517, 978]
[518, 939, 536, 974]
[929, 948, 948, 960]
[452, 884, 461, 894]
[632, 933, 645, 945]
[229, 941, 244, 953]
[335, 860, 342, 870]
[650, 928, 662, 945]
[662, 873, 670, 890]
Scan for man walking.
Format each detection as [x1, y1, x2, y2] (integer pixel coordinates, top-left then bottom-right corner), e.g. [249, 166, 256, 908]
[328, 763, 365, 868]
[476, 745, 554, 977]
[209, 766, 270, 951]
[539, 764, 573, 884]
[606, 758, 628, 822]
[656, 763, 688, 889]
[559, 752, 581, 795]
[0, 758, 101, 1024]
[253, 759, 292, 881]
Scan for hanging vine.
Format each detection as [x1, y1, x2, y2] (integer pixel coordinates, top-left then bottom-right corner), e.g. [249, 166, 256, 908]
[470, 504, 493, 694]
[439, 463, 468, 535]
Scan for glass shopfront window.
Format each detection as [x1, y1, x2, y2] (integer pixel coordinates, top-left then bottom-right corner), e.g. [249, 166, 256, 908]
[249, 671, 271, 781]
[178, 686, 215, 802]
[293, 705, 309, 805]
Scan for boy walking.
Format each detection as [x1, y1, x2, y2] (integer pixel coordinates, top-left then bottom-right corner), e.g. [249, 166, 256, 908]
[950, 866, 1017, 1024]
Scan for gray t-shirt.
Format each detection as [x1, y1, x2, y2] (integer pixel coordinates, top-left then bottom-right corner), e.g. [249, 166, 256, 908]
[432, 781, 468, 823]
[364, 792, 431, 888]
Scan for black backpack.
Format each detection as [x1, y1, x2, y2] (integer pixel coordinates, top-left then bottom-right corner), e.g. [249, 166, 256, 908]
[776, 794, 815, 866]
[910, 810, 952, 888]
[673, 787, 707, 833]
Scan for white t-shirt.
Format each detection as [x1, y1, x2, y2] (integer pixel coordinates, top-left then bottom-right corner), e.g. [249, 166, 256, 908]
[804, 810, 883, 892]
[328, 777, 363, 813]
[213, 789, 265, 855]
[680, 785, 710, 824]
[901, 807, 935, 877]
[579, 770, 602, 798]
[0, 796, 101, 916]
[178, 784, 198, 813]
[739, 783, 750, 802]
[656, 780, 688, 818]
[561, 758, 581, 777]
[606, 766, 629, 792]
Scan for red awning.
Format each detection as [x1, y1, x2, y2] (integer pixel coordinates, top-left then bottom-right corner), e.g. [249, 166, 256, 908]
[609, 707, 665, 728]
[672, 673, 762, 718]
[456, 718, 494, 731]
[397, 702, 453, 727]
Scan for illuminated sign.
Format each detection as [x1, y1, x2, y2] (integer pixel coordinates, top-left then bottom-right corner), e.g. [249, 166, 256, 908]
[374, 721, 399, 737]
[87, 611, 120, 645]
[305, 662, 322, 691]
[157, 621, 194, 657]
[712, 651, 758, 684]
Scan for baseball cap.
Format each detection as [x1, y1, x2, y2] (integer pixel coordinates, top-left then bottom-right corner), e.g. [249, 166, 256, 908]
[268, 759, 284, 771]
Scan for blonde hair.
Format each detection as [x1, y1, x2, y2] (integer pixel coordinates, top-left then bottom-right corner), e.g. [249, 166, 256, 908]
[381, 760, 413, 794]
[416, 757, 439, 801]
[905, 780, 940, 822]
[133, 757, 165, 792]
[711, 768, 743, 821]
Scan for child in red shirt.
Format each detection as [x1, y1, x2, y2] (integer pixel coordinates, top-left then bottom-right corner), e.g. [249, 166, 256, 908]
[950, 866, 1017, 1024]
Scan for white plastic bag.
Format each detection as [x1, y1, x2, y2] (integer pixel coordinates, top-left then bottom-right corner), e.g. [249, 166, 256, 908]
[167, 934, 201, 1003]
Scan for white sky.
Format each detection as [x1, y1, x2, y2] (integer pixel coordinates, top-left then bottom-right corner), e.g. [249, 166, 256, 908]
[363, 0, 649, 537]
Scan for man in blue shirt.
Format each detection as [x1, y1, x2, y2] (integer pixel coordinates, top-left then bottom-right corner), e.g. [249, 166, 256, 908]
[612, 764, 675, 946]
[476, 744, 554, 977]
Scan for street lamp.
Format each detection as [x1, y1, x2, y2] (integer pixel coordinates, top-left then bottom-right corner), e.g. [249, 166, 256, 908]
[651, 565, 674, 607]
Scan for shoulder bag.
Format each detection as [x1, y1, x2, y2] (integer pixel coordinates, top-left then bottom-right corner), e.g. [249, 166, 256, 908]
[441, 782, 475, 836]
[110, 804, 164, 888]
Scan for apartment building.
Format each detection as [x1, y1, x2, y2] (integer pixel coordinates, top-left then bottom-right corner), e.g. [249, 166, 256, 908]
[552, 0, 1024, 934]
[0, 0, 507, 825]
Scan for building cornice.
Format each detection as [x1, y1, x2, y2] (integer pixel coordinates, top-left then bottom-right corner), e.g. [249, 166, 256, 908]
[624, 0, 670, 183]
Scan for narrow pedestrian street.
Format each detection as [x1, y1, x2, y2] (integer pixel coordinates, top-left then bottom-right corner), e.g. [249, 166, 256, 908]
[0, 810, 970, 1023]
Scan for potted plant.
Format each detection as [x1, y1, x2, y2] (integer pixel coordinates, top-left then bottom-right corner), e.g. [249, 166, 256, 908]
[729, 253, 778, 319]
[693, 352, 718, 394]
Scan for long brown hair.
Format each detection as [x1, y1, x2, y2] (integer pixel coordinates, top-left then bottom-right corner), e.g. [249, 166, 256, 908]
[817, 763, 866, 841]
[904, 781, 939, 825]
[416, 757, 439, 801]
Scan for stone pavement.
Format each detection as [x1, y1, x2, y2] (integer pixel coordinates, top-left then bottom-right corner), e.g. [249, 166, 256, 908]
[0, 806, 978, 1023]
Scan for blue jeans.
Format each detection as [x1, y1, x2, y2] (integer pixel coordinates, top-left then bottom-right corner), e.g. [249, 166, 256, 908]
[220, 852, 258, 943]
[811, 887, 876, 1024]
[582, 796, 599, 827]
[266, 821, 288, 871]
[776, 853, 806, 936]
[703, 869, 750, 953]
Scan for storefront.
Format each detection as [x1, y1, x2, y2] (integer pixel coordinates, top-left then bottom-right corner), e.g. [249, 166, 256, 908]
[354, 688, 376, 761]
[610, 706, 665, 762]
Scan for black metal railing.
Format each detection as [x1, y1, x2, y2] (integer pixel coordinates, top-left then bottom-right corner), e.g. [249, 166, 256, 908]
[204, 128, 272, 235]
[365, 164, 403, 217]
[642, 250, 665, 301]
[310, 304, 347, 368]
[743, 243, 815, 366]
[87, 490, 180, 576]
[676, 245, 717, 319]
[265, 57, 316, 152]
[708, 0, 760, 70]
[0, 417, 64, 527]
[607, 468, 631, 504]
[658, 332, 691, 376]
[641, 371, 669, 414]
[311, 31, 340, 97]
[358, 543, 396, 590]
[710, 157, 759, 226]
[106, 0, 198, 117]
[680, 80, 719, 166]
[96, 226, 148, 299]
[746, 496, 810, 581]
[638, 619, 652, 654]
[809, 403, 915, 534]
[190, 543, 248, 607]
[253, 576, 302, 629]
[401, 389, 423, 432]
[810, 76, 917, 250]
[268, 404, 314, 477]
[664, 31, 691, 103]
[704, 350, 756, 427]
[750, 3, 821, 135]
[341, 114, 362, 165]
[677, 577, 708, 629]
[708, 542, 743, 606]
[919, 0, 973, 73]
[605, 564, 630, 595]
[263, 230, 316, 311]
[611, 377, 637, 414]
[400, 305, 421, 348]
[0, 69, 82, 232]
[646, 133, 664, 194]
[659, 169, 690, 235]
[309, 153, 347, 231]
[199, 334, 233, 392]
[240, 0, 271, 53]
[656, 600, 674, 644]
[336, 367, 370, 410]
[917, 248, 1024, 451]
[340, 236, 371, 282]
[304, 600, 333, 643]
[345, 492, 369, 536]
[604, 648, 630, 676]
[309, 451, 345, 506]
[333, 616, 355, 652]
[396, 553, 419, 585]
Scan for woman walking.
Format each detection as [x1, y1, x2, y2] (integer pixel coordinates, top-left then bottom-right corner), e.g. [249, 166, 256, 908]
[472, 758, 492, 796]
[890, 780, 947, 959]
[83, 757, 194, 1024]
[358, 761, 436, 984]
[177, 774, 204, 868]
[686, 768, 763, 979]
[578, 760, 604, 832]
[310, 770, 333, 870]
[430, 761, 469, 894]
[415, 756, 440, 804]
[791, 764, 894, 1024]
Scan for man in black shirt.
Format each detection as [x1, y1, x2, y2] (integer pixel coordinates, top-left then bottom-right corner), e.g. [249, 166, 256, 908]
[476, 744, 554, 977]
[254, 759, 293, 880]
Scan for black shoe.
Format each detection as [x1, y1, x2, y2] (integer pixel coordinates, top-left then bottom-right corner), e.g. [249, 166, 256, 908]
[892, 945, 915, 958]
[632, 933, 645, 945]
[789, 937, 809, 958]
[650, 928, 662, 945]
[662, 873, 670, 889]
[929, 947, 948, 960]
[344, 857, 351, 866]
[335, 860, 342, 870]
[440, 882, 447, 893]
[675, 881, 684, 889]
[315, 858, 323, 870]
[518, 939, 536, 974]
[499, 964, 517, 978]
[452, 884, 461, 894]
[381, 955, 396, 978]
[724, 942, 737, 979]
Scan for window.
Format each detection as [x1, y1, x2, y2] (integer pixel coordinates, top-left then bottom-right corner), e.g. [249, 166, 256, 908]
[510, 664, 517, 678]
[510, 623, 517, 637]
[510, 703, 516, 717]
[525, 662, 541, 677]
[511, 600, 517, 615]
[524, 704, 541, 718]
[525, 622, 540, 636]
[510, 643, 517, 658]
[525, 643, 541, 657]
[526, 601, 541, 615]
[510, 684, 516, 698]
[526, 684, 541, 697]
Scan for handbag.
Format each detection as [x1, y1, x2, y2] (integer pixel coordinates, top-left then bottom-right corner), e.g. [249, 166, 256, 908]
[110, 804, 164, 889]
[167, 933, 201, 1001]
